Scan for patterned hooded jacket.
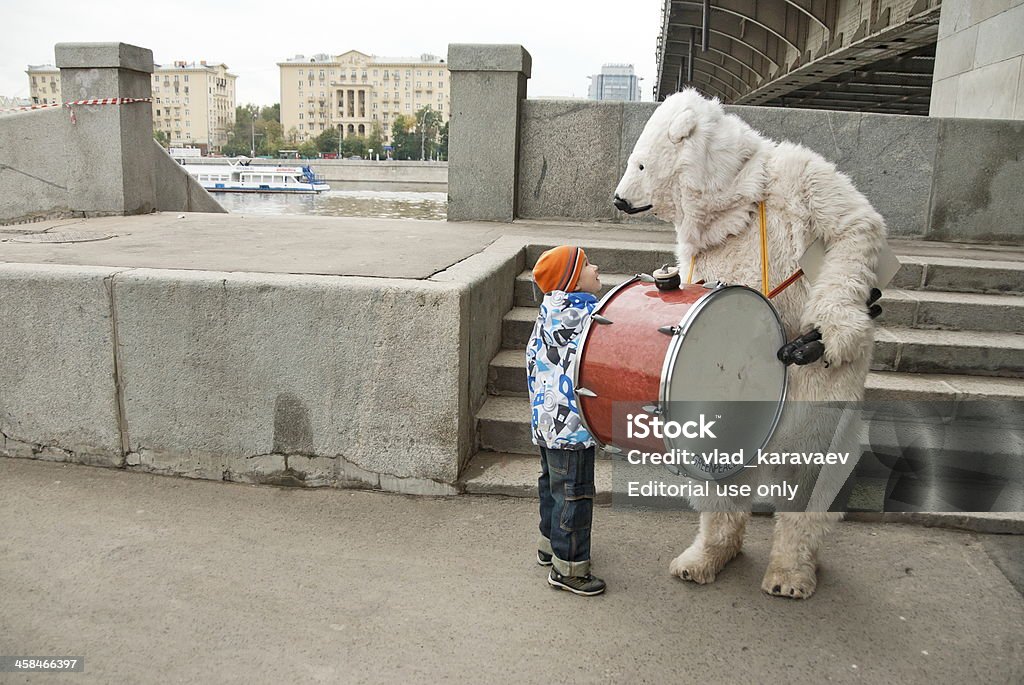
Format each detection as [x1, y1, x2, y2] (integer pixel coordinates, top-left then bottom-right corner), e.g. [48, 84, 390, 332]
[526, 290, 599, 450]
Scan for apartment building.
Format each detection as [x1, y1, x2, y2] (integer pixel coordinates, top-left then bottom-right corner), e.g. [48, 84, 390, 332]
[26, 61, 237, 153]
[26, 65, 61, 105]
[278, 50, 449, 145]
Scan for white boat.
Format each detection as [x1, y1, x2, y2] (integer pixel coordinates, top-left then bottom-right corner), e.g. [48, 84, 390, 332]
[183, 158, 330, 194]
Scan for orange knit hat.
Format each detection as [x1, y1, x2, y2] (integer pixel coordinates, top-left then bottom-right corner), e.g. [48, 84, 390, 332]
[532, 246, 588, 294]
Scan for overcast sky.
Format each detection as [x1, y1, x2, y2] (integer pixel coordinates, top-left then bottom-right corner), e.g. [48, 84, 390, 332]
[2, 0, 662, 105]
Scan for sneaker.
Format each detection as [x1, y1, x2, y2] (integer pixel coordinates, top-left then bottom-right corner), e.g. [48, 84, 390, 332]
[537, 550, 553, 566]
[548, 568, 606, 596]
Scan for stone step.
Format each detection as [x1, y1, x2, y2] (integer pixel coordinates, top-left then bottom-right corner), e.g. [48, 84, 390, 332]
[516, 238, 1024, 296]
[515, 270, 1024, 332]
[523, 242, 676, 276]
[873, 327, 1024, 378]
[476, 395, 618, 457]
[879, 289, 1024, 332]
[488, 349, 1024, 400]
[502, 306, 1024, 377]
[476, 395, 541, 455]
[459, 451, 614, 503]
[892, 254, 1024, 294]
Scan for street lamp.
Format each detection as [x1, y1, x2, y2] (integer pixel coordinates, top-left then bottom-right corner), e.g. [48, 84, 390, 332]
[250, 119, 263, 157]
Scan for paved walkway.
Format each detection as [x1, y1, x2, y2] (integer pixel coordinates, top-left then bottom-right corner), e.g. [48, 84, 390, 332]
[1, 459, 1021, 684]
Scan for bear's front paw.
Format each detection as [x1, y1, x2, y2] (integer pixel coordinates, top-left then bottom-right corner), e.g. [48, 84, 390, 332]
[778, 329, 824, 366]
[802, 306, 872, 367]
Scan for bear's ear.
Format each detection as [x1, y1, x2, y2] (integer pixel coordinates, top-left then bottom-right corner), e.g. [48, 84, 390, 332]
[668, 109, 697, 144]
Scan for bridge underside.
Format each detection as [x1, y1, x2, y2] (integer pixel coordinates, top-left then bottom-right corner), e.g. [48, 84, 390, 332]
[657, 0, 941, 115]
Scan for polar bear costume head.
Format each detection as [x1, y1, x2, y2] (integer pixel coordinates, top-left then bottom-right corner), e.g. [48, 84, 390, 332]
[614, 89, 770, 248]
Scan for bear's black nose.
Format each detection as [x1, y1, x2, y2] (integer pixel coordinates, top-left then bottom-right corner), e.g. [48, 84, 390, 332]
[613, 194, 631, 211]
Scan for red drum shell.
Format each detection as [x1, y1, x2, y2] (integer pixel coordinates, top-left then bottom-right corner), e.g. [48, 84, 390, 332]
[576, 280, 710, 452]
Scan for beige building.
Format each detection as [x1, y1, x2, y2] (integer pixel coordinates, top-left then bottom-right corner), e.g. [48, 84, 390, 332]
[278, 50, 449, 147]
[26, 65, 60, 105]
[26, 61, 237, 152]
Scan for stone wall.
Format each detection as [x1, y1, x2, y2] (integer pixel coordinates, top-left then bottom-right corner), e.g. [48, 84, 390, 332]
[930, 0, 1024, 120]
[449, 44, 1024, 244]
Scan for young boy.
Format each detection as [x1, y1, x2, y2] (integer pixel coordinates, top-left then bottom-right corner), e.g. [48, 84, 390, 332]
[526, 246, 605, 596]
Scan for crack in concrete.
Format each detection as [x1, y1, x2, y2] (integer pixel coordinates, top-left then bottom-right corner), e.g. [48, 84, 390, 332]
[102, 268, 137, 458]
[0, 163, 69, 191]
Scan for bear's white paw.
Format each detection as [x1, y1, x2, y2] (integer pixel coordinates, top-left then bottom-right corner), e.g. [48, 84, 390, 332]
[761, 564, 817, 599]
[669, 544, 738, 585]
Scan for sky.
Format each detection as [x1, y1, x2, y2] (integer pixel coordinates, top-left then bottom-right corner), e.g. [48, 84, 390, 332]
[1, 0, 662, 105]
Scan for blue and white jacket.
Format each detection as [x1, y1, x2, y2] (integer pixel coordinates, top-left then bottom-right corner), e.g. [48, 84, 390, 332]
[526, 290, 599, 450]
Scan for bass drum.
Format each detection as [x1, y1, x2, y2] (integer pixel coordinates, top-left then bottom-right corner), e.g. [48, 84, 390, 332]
[573, 277, 788, 480]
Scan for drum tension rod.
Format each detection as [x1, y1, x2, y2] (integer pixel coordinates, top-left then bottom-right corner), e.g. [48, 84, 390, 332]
[592, 314, 613, 325]
[602, 445, 623, 455]
[642, 404, 662, 415]
[576, 387, 598, 397]
[658, 325, 680, 336]
[636, 273, 655, 283]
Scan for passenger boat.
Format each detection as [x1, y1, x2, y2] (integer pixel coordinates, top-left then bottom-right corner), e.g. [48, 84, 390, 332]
[183, 158, 330, 194]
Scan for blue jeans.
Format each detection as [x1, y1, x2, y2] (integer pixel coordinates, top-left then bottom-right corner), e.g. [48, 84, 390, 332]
[538, 445, 596, 576]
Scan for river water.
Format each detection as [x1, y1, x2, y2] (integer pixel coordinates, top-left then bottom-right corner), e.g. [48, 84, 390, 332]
[213, 189, 448, 221]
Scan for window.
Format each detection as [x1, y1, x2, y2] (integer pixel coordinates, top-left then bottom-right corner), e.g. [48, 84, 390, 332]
[428, 70, 432, 76]
[405, 103, 410, 111]
[417, 82, 421, 88]
[299, 113, 303, 119]
[299, 69, 304, 75]
[405, 70, 410, 76]
[299, 123, 304, 130]
[184, 75, 189, 82]
[373, 69, 378, 76]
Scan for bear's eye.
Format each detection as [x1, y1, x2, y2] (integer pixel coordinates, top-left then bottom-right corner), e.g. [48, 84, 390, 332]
[638, 163, 645, 171]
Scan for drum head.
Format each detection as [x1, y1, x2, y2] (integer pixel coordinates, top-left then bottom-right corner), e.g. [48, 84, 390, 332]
[661, 286, 787, 479]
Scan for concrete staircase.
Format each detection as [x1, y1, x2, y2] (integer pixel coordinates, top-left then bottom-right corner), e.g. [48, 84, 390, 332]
[459, 239, 1024, 499]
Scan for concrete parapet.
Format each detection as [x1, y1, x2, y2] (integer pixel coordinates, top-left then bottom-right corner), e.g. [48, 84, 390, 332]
[448, 44, 531, 221]
[151, 142, 225, 213]
[57, 42, 156, 217]
[0, 263, 123, 467]
[431, 236, 525, 471]
[0, 109, 71, 223]
[111, 269, 464, 487]
[504, 97, 1024, 244]
[0, 41, 222, 224]
[929, 117, 1024, 244]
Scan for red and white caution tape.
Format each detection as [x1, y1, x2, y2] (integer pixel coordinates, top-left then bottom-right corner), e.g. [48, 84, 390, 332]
[0, 97, 153, 124]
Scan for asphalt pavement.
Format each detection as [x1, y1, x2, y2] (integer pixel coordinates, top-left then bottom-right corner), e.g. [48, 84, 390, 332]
[1, 458, 1021, 684]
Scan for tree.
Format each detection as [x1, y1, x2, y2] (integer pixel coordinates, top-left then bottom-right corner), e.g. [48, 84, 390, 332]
[222, 103, 284, 156]
[297, 139, 319, 159]
[258, 120, 284, 156]
[316, 127, 340, 154]
[260, 103, 280, 123]
[153, 129, 169, 147]
[367, 122, 384, 159]
[390, 114, 416, 160]
[341, 135, 368, 158]
[437, 121, 449, 161]
[414, 106, 443, 161]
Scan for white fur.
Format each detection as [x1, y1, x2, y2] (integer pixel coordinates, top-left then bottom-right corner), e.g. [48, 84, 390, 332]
[619, 90, 887, 599]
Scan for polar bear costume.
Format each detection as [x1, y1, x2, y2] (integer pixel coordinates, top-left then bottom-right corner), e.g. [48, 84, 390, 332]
[614, 89, 886, 598]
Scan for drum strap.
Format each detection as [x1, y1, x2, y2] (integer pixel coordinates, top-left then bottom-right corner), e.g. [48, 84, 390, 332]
[687, 200, 805, 299]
